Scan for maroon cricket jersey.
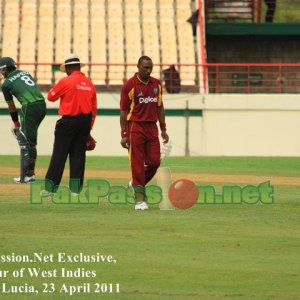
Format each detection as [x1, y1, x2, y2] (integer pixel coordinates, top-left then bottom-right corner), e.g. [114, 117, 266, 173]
[120, 74, 163, 122]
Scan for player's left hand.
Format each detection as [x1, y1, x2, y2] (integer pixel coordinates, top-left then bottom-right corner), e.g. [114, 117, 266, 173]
[11, 121, 21, 139]
[161, 130, 169, 144]
[121, 137, 129, 149]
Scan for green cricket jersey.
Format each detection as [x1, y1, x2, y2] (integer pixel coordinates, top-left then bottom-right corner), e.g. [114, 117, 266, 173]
[1, 69, 45, 105]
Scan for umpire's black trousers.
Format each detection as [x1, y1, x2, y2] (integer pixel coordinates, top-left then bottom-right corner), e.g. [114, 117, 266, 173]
[46, 113, 92, 193]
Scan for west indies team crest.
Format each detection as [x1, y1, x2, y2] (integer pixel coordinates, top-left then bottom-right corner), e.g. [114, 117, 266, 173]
[153, 88, 158, 95]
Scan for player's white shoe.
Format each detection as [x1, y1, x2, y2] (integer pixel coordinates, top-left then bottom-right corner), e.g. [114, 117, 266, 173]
[14, 175, 36, 183]
[129, 182, 148, 210]
[134, 201, 149, 210]
[39, 189, 53, 197]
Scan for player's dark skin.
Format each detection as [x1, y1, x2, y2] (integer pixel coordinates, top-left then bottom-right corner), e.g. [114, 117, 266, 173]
[120, 58, 169, 149]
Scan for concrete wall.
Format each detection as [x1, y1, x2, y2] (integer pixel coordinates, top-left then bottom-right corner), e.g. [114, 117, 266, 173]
[0, 93, 299, 156]
[200, 94, 300, 156]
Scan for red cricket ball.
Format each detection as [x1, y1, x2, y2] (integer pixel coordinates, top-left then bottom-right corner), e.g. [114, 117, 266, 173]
[168, 179, 199, 209]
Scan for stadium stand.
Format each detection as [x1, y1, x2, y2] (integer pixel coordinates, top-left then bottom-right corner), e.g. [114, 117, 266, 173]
[176, 1, 197, 85]
[73, 1, 89, 74]
[19, 1, 37, 75]
[90, 0, 107, 85]
[0, 0, 197, 88]
[141, 3, 161, 78]
[0, 1, 2, 43]
[159, 2, 178, 65]
[54, 0, 72, 81]
[206, 0, 254, 22]
[1, 0, 20, 62]
[107, 1, 125, 85]
[124, 3, 142, 79]
[36, 1, 54, 85]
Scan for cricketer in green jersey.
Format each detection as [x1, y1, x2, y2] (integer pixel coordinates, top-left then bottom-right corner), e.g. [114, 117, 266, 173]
[0, 57, 46, 183]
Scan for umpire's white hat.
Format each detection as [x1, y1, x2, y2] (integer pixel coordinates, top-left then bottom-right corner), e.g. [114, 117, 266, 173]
[60, 54, 85, 72]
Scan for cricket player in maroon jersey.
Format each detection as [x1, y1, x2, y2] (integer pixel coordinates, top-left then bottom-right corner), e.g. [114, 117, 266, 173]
[120, 56, 169, 210]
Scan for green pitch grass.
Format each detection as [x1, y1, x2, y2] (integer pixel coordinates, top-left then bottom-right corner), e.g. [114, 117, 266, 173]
[0, 156, 299, 299]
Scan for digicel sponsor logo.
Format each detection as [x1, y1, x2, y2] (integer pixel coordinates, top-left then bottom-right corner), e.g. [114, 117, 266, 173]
[139, 96, 157, 104]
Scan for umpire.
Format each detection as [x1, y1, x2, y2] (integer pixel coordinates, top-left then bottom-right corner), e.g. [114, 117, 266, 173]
[45, 54, 97, 194]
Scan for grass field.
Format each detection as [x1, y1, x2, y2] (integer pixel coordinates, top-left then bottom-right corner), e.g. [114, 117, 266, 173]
[0, 156, 299, 299]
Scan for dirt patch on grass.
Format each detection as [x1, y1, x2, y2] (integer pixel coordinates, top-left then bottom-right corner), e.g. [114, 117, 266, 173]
[0, 183, 30, 195]
[1, 167, 299, 187]
[173, 172, 300, 186]
[1, 166, 298, 201]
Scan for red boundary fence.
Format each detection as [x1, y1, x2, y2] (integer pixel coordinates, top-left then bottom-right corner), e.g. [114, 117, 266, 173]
[2, 62, 299, 94]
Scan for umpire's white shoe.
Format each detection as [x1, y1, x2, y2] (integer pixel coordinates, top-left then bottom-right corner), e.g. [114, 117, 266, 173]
[134, 201, 149, 210]
[14, 175, 36, 183]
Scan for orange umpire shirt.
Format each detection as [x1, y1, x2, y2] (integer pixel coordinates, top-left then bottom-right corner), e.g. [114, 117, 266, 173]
[120, 74, 163, 122]
[47, 71, 97, 127]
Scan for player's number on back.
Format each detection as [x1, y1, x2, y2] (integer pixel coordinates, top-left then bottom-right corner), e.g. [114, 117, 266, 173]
[21, 75, 35, 86]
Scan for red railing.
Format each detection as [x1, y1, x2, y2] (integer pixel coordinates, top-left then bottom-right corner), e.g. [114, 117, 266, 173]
[206, 63, 300, 93]
[1, 62, 300, 94]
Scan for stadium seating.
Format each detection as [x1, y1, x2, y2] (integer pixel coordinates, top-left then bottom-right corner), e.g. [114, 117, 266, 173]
[177, 1, 197, 85]
[159, 3, 178, 66]
[19, 2, 37, 75]
[90, 1, 107, 85]
[53, 0, 72, 82]
[1, 0, 19, 61]
[107, 1, 125, 85]
[0, 0, 196, 87]
[73, 1, 89, 73]
[0, 2, 2, 45]
[142, 3, 161, 79]
[124, 0, 141, 78]
[206, 0, 254, 21]
[36, 1, 54, 84]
